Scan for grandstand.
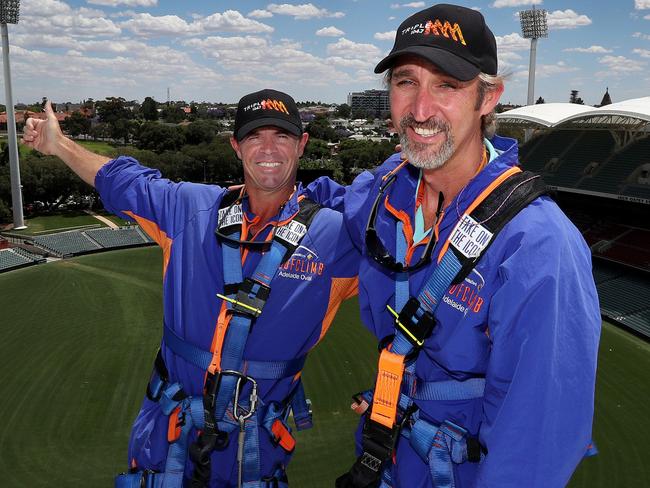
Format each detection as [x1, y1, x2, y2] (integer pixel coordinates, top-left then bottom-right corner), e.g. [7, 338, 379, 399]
[498, 97, 650, 338]
[0, 247, 45, 273]
[28, 226, 154, 258]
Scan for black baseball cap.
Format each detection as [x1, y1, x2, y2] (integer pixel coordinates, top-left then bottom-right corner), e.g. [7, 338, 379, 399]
[233, 88, 303, 141]
[374, 3, 497, 81]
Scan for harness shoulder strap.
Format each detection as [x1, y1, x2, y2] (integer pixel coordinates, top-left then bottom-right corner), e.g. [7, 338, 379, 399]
[450, 170, 547, 284]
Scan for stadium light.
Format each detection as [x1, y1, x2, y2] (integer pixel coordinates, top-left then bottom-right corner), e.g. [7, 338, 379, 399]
[519, 7, 548, 142]
[0, 0, 25, 229]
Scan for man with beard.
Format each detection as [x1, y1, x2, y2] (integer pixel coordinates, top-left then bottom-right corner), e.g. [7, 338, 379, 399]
[311, 4, 601, 488]
[22, 90, 359, 487]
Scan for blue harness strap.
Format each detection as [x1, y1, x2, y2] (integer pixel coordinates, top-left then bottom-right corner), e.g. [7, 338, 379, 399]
[163, 325, 306, 379]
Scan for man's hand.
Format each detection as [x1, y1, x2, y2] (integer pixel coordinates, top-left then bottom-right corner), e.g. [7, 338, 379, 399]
[21, 99, 109, 186]
[21, 100, 64, 156]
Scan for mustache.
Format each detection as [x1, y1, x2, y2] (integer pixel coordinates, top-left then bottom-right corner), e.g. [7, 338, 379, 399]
[399, 114, 450, 134]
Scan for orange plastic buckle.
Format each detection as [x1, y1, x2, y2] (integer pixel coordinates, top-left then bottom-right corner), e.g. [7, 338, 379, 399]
[271, 419, 296, 453]
[167, 406, 183, 443]
[370, 349, 405, 429]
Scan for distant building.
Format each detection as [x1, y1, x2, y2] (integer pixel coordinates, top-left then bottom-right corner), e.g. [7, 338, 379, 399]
[0, 110, 69, 130]
[347, 89, 390, 118]
[597, 88, 612, 107]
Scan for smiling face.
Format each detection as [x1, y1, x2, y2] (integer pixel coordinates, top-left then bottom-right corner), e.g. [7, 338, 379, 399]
[230, 126, 309, 198]
[389, 56, 501, 171]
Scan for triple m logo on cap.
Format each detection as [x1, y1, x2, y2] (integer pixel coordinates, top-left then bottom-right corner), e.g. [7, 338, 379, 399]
[243, 99, 290, 115]
[401, 19, 467, 46]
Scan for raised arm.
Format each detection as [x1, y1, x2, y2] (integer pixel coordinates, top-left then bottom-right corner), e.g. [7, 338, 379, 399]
[21, 100, 108, 186]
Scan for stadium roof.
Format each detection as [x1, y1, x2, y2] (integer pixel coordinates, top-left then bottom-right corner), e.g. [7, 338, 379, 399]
[497, 97, 650, 130]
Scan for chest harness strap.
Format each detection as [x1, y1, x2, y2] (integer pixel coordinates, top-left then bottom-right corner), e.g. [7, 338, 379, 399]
[116, 192, 321, 488]
[336, 167, 547, 488]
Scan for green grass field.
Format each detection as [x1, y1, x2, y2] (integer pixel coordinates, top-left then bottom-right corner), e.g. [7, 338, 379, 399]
[0, 247, 648, 487]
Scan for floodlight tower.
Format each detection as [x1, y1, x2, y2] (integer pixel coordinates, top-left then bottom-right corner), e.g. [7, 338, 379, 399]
[519, 7, 548, 142]
[1, 0, 25, 229]
[519, 7, 548, 107]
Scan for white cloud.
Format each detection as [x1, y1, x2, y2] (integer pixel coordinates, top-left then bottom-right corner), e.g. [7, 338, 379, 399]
[88, 0, 158, 6]
[316, 26, 344, 37]
[326, 38, 381, 59]
[492, 0, 542, 8]
[496, 32, 530, 51]
[498, 51, 523, 63]
[633, 32, 650, 40]
[598, 55, 645, 73]
[633, 48, 650, 58]
[390, 2, 425, 8]
[374, 31, 396, 41]
[635, 0, 650, 9]
[120, 10, 274, 36]
[547, 10, 592, 30]
[183, 36, 354, 88]
[266, 3, 344, 20]
[197, 10, 274, 33]
[535, 61, 579, 78]
[21, 0, 71, 17]
[564, 46, 613, 54]
[248, 9, 273, 19]
[120, 13, 194, 36]
[326, 56, 373, 69]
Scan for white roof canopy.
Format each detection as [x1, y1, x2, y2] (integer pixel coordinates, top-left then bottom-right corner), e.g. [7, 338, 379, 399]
[497, 97, 650, 129]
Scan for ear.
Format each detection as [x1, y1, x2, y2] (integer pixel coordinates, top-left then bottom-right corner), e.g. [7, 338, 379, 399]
[296, 132, 309, 158]
[230, 136, 242, 160]
[479, 82, 504, 117]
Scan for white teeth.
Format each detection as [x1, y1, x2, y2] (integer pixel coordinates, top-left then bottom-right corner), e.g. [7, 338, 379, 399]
[258, 162, 281, 167]
[413, 127, 440, 137]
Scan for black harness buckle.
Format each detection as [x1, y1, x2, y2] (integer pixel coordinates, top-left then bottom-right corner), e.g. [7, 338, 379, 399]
[233, 277, 271, 318]
[394, 297, 436, 348]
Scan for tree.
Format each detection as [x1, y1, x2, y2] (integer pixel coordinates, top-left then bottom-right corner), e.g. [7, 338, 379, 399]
[63, 111, 91, 138]
[184, 120, 217, 145]
[535, 96, 545, 104]
[306, 115, 339, 142]
[161, 105, 185, 123]
[303, 138, 330, 161]
[336, 103, 351, 118]
[141, 96, 159, 121]
[136, 122, 186, 153]
[569, 90, 584, 105]
[19, 153, 91, 211]
[96, 97, 133, 124]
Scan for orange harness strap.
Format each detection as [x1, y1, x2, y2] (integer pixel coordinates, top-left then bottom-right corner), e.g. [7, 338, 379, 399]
[369, 349, 406, 429]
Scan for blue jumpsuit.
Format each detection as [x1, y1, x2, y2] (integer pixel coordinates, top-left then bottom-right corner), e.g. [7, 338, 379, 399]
[307, 135, 601, 487]
[96, 156, 359, 486]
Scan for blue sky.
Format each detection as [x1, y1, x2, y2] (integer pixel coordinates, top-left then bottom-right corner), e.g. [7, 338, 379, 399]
[1, 0, 649, 107]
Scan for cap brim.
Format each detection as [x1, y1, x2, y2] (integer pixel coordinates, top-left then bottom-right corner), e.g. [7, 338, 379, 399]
[235, 117, 302, 141]
[374, 46, 480, 82]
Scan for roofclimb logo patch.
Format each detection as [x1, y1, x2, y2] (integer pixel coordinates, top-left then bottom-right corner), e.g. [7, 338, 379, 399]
[441, 269, 485, 315]
[278, 245, 325, 282]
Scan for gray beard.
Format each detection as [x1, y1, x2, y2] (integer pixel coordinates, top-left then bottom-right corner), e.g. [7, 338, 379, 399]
[398, 116, 455, 170]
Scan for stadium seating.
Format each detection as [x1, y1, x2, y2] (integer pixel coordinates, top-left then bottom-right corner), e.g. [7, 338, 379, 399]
[594, 260, 650, 338]
[579, 136, 650, 194]
[519, 130, 580, 173]
[34, 231, 102, 256]
[621, 184, 650, 199]
[85, 227, 150, 248]
[0, 248, 44, 273]
[543, 131, 615, 188]
[30, 225, 155, 257]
